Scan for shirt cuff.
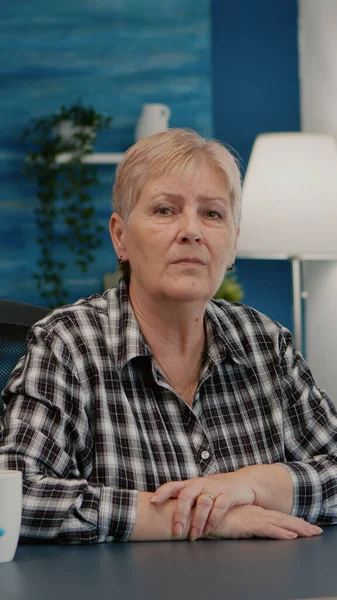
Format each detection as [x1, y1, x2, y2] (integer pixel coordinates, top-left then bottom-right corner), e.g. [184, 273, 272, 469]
[279, 462, 323, 523]
[99, 487, 138, 542]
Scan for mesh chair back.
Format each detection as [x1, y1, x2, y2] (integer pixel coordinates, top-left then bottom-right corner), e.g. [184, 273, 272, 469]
[0, 300, 50, 409]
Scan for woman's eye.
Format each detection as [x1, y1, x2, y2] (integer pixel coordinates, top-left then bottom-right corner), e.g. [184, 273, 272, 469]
[155, 207, 173, 215]
[206, 210, 222, 219]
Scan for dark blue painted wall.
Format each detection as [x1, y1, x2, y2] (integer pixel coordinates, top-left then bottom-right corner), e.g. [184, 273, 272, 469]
[2, 0, 300, 332]
[0, 0, 211, 305]
[211, 0, 300, 330]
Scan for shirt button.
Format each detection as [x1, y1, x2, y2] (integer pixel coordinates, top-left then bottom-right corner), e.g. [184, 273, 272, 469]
[201, 450, 210, 460]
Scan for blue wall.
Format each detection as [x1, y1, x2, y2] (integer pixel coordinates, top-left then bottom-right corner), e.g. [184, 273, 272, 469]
[2, 0, 300, 332]
[0, 0, 211, 305]
[211, 0, 300, 331]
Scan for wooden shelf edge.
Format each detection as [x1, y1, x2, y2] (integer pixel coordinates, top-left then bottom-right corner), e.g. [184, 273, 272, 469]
[56, 153, 125, 164]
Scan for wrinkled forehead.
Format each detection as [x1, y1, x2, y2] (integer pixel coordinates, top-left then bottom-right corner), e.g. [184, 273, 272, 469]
[140, 156, 230, 196]
[135, 158, 233, 213]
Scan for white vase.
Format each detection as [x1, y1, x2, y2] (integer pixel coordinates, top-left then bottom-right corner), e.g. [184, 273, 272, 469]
[135, 104, 171, 142]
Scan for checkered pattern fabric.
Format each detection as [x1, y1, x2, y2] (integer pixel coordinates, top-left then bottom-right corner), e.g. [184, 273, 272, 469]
[1, 277, 337, 544]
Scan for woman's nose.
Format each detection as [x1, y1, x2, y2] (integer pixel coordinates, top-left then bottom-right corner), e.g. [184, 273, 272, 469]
[177, 212, 203, 244]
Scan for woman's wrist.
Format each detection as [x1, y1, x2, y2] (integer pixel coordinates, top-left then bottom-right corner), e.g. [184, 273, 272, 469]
[240, 464, 293, 514]
[130, 492, 191, 541]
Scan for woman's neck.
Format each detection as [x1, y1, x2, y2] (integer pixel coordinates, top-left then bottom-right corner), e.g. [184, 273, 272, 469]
[128, 283, 207, 362]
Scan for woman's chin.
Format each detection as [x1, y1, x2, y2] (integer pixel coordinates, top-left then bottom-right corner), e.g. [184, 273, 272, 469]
[160, 279, 212, 303]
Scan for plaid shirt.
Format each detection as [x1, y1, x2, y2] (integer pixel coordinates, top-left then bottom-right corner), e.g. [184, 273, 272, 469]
[1, 277, 337, 544]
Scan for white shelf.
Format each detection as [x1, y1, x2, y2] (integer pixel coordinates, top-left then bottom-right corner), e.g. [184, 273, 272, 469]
[56, 152, 125, 165]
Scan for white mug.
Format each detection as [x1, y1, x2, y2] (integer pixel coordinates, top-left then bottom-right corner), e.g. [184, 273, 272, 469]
[0, 470, 22, 563]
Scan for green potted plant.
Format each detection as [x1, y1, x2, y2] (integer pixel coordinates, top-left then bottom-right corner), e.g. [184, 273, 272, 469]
[213, 270, 244, 303]
[22, 103, 112, 308]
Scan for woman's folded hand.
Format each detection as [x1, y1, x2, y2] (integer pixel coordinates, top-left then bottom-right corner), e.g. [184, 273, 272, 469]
[151, 472, 256, 540]
[152, 466, 298, 540]
[204, 505, 323, 540]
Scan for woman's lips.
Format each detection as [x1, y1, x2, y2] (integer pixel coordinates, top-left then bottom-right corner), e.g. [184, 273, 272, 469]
[173, 258, 206, 265]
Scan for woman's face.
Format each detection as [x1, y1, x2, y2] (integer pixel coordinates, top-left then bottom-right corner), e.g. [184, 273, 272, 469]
[110, 161, 239, 305]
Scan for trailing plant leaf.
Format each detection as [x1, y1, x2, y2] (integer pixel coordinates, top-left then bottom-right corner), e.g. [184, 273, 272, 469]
[22, 102, 112, 308]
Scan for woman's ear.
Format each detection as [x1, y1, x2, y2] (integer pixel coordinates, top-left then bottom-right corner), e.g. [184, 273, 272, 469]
[230, 227, 240, 265]
[109, 213, 127, 261]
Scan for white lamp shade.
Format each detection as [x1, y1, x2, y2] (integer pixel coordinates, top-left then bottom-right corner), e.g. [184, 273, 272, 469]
[237, 133, 337, 259]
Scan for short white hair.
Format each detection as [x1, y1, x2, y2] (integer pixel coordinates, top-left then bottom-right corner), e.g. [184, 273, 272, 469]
[113, 128, 242, 228]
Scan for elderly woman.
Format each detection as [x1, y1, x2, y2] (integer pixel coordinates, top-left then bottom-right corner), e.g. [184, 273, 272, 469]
[0, 128, 336, 544]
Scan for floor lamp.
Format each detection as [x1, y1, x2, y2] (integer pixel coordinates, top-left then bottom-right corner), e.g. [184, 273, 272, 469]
[237, 133, 337, 355]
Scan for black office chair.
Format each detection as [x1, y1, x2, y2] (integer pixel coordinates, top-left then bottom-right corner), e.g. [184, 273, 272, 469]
[0, 300, 50, 410]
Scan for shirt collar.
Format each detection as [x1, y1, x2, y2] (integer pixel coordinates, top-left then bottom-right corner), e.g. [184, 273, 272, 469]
[107, 277, 250, 372]
[204, 300, 251, 367]
[106, 277, 152, 372]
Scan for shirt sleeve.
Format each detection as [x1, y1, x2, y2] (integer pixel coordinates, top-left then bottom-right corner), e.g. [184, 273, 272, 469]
[279, 327, 337, 525]
[0, 324, 138, 544]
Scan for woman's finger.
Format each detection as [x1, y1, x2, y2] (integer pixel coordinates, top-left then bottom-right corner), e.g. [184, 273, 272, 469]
[202, 484, 254, 536]
[152, 481, 198, 536]
[263, 512, 323, 538]
[246, 521, 299, 540]
[216, 505, 323, 540]
[152, 480, 213, 537]
[172, 487, 199, 537]
[151, 481, 186, 504]
[189, 491, 215, 540]
[178, 482, 248, 537]
[203, 494, 233, 535]
[248, 519, 322, 540]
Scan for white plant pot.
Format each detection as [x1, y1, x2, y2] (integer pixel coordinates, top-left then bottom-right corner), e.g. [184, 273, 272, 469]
[135, 104, 171, 142]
